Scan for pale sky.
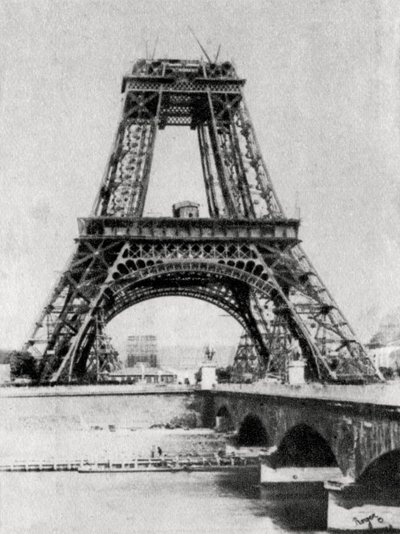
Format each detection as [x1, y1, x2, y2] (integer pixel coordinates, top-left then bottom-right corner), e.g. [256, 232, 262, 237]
[1, 0, 400, 355]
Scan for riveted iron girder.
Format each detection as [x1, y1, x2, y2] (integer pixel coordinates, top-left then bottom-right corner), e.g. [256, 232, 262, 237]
[23, 58, 381, 384]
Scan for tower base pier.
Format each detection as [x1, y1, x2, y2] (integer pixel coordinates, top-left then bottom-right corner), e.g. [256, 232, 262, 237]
[325, 481, 400, 532]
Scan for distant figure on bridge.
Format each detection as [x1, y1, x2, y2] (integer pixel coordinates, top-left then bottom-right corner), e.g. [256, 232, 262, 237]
[157, 446, 163, 457]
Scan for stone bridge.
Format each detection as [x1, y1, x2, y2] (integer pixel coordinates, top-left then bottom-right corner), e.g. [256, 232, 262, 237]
[4, 382, 400, 484]
[199, 383, 400, 483]
[3, 382, 400, 529]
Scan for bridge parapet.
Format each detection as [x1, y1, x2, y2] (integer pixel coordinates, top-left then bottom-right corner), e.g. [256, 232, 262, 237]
[208, 382, 400, 410]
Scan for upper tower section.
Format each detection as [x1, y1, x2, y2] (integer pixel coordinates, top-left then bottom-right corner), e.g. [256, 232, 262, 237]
[121, 58, 245, 129]
[92, 58, 284, 220]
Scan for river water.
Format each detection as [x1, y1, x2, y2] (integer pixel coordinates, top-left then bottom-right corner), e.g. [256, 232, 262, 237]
[0, 468, 326, 534]
[0, 399, 327, 533]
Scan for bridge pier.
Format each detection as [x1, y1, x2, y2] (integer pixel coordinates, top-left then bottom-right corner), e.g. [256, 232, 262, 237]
[258, 451, 341, 530]
[325, 480, 400, 532]
[260, 451, 342, 495]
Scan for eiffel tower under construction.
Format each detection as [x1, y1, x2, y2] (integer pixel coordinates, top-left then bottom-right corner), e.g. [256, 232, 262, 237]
[21, 57, 380, 384]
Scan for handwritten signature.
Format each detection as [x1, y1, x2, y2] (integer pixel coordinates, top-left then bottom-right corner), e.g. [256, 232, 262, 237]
[353, 513, 389, 528]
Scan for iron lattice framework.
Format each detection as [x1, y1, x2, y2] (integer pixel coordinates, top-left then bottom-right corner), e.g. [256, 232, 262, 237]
[24, 58, 380, 384]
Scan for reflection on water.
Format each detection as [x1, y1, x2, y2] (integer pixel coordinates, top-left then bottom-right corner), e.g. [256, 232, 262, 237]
[217, 470, 327, 531]
[0, 468, 327, 534]
[258, 487, 328, 531]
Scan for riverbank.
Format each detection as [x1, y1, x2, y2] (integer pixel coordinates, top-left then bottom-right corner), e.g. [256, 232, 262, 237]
[0, 383, 194, 398]
[0, 427, 229, 464]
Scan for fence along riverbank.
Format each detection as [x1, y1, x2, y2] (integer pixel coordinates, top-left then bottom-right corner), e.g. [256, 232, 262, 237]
[0, 453, 259, 473]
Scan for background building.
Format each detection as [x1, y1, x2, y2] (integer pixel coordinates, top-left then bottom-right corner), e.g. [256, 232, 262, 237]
[105, 364, 176, 385]
[367, 307, 400, 377]
[157, 344, 236, 370]
[368, 344, 400, 370]
[126, 335, 158, 368]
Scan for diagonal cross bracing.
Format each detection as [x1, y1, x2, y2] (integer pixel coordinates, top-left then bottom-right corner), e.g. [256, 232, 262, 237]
[19, 58, 380, 384]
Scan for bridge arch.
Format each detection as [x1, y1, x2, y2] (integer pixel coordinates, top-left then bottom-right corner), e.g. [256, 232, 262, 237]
[237, 414, 269, 447]
[274, 424, 338, 468]
[358, 449, 400, 488]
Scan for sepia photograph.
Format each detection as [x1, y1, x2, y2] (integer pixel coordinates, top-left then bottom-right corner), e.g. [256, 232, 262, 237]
[1, 1, 400, 532]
